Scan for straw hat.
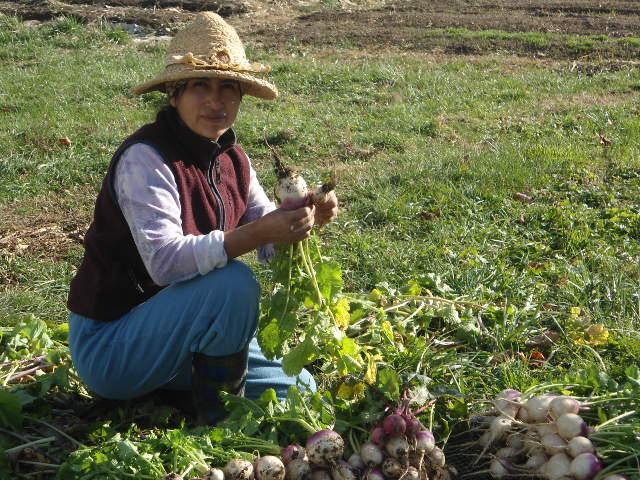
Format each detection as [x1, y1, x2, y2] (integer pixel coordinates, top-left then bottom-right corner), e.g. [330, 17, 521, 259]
[131, 12, 278, 100]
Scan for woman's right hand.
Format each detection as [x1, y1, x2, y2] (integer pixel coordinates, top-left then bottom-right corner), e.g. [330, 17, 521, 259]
[258, 205, 316, 245]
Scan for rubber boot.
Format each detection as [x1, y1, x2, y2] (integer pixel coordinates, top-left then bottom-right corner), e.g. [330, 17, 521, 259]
[191, 345, 249, 426]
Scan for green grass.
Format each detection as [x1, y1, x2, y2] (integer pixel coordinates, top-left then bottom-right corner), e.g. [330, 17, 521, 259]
[1, 14, 640, 390]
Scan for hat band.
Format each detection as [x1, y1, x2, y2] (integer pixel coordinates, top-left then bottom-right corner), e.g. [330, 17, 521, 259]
[167, 52, 271, 74]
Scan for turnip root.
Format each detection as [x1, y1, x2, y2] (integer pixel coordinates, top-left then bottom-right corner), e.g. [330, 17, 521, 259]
[385, 436, 410, 461]
[254, 456, 286, 480]
[286, 459, 312, 480]
[381, 457, 404, 478]
[567, 436, 595, 458]
[331, 460, 357, 480]
[525, 395, 553, 423]
[429, 447, 446, 467]
[204, 468, 225, 480]
[273, 153, 309, 211]
[496, 447, 520, 460]
[383, 414, 407, 437]
[366, 469, 385, 480]
[360, 442, 384, 467]
[415, 430, 435, 453]
[282, 445, 307, 464]
[404, 417, 422, 437]
[556, 413, 588, 440]
[494, 389, 522, 418]
[347, 453, 364, 471]
[402, 466, 420, 480]
[224, 459, 254, 480]
[505, 433, 524, 450]
[370, 427, 385, 445]
[310, 181, 336, 206]
[570, 453, 603, 480]
[545, 453, 572, 480]
[523, 453, 547, 470]
[542, 433, 568, 455]
[550, 396, 581, 419]
[535, 422, 559, 438]
[489, 458, 512, 479]
[306, 430, 345, 467]
[310, 469, 332, 480]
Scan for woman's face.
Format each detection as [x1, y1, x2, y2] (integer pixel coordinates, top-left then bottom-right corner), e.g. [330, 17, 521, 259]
[170, 77, 242, 141]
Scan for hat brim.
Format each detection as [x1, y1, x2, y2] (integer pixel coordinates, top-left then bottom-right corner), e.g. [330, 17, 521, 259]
[131, 68, 278, 100]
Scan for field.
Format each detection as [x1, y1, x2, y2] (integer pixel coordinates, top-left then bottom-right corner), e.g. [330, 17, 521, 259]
[0, 0, 639, 479]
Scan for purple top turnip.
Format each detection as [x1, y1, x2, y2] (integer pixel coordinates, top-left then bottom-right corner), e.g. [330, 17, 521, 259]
[383, 414, 407, 437]
[306, 430, 345, 467]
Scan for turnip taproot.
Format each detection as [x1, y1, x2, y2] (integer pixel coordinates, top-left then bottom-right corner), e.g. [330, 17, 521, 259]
[556, 413, 588, 440]
[286, 459, 311, 480]
[429, 447, 446, 467]
[570, 453, 603, 480]
[254, 456, 286, 480]
[306, 430, 345, 466]
[224, 459, 254, 480]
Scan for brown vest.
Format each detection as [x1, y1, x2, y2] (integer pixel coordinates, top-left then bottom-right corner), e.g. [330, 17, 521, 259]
[67, 107, 252, 321]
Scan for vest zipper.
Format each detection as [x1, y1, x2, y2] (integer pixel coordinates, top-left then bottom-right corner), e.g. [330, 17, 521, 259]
[207, 157, 226, 231]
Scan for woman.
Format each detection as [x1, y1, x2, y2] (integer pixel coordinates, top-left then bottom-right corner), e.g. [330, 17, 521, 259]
[66, 12, 338, 425]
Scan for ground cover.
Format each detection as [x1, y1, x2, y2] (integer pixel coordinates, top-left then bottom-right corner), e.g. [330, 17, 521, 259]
[0, 5, 639, 480]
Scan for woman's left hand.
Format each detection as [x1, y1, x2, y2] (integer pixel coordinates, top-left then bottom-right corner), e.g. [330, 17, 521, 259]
[313, 190, 339, 227]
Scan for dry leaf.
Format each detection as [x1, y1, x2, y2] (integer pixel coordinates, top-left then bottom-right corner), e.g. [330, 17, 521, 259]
[525, 330, 560, 348]
[598, 134, 612, 148]
[58, 137, 72, 147]
[420, 209, 443, 221]
[513, 192, 534, 203]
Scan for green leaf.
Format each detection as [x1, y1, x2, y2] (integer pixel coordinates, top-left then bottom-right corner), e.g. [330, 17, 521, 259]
[282, 338, 318, 376]
[0, 389, 22, 430]
[377, 368, 400, 399]
[316, 260, 343, 302]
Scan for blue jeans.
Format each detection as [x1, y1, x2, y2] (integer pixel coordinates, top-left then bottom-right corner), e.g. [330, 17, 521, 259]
[68, 261, 315, 400]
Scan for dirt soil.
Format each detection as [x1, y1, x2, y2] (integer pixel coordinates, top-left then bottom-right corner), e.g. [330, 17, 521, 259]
[2, 0, 640, 59]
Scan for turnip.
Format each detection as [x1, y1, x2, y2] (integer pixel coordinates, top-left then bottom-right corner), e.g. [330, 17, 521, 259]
[331, 460, 357, 480]
[254, 456, 286, 480]
[603, 476, 630, 480]
[403, 466, 420, 480]
[385, 436, 410, 461]
[370, 427, 385, 445]
[366, 469, 384, 480]
[545, 453, 572, 480]
[535, 422, 559, 438]
[282, 445, 307, 464]
[381, 457, 404, 479]
[383, 414, 407, 437]
[488, 415, 513, 444]
[523, 453, 547, 470]
[525, 395, 553, 423]
[570, 453, 603, 480]
[550, 396, 581, 419]
[429, 447, 446, 467]
[489, 458, 512, 479]
[517, 406, 531, 423]
[286, 459, 312, 480]
[310, 181, 336, 206]
[415, 429, 435, 453]
[494, 389, 522, 418]
[310, 469, 332, 480]
[204, 469, 225, 480]
[505, 433, 524, 450]
[224, 459, 254, 480]
[541, 433, 568, 455]
[404, 417, 422, 437]
[359, 442, 384, 467]
[273, 155, 309, 211]
[556, 413, 588, 440]
[306, 430, 345, 467]
[567, 436, 595, 458]
[496, 447, 520, 460]
[347, 453, 364, 471]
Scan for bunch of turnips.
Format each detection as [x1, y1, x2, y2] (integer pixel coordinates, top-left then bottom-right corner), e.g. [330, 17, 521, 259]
[163, 406, 451, 480]
[465, 389, 627, 480]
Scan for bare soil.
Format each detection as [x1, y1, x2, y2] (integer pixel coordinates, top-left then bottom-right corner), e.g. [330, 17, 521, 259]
[2, 0, 640, 59]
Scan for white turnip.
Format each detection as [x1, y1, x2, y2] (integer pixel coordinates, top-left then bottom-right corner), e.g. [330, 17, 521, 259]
[570, 453, 603, 480]
[385, 436, 410, 461]
[359, 442, 384, 467]
[273, 153, 309, 211]
[224, 459, 254, 480]
[306, 430, 345, 467]
[550, 396, 581, 419]
[204, 469, 225, 480]
[567, 436, 595, 458]
[494, 389, 522, 418]
[286, 459, 312, 480]
[429, 447, 446, 467]
[331, 460, 357, 480]
[535, 422, 559, 438]
[523, 453, 547, 470]
[556, 413, 588, 440]
[254, 456, 286, 480]
[541, 433, 568, 455]
[347, 453, 364, 471]
[489, 458, 511, 479]
[488, 415, 513, 444]
[310, 181, 336, 206]
[403, 466, 420, 480]
[282, 445, 307, 464]
[381, 457, 404, 479]
[525, 395, 553, 423]
[545, 453, 572, 480]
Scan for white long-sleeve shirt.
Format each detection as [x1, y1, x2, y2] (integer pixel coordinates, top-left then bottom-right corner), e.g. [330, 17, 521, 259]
[114, 142, 276, 286]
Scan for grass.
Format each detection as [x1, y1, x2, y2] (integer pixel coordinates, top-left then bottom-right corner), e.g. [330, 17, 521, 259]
[1, 14, 640, 390]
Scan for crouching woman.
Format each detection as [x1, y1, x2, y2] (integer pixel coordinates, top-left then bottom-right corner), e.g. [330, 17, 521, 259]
[66, 12, 338, 425]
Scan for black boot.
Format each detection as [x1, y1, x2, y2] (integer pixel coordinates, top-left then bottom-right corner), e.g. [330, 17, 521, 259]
[191, 345, 249, 426]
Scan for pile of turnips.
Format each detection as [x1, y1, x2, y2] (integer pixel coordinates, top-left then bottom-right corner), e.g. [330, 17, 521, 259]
[465, 389, 627, 480]
[163, 408, 451, 480]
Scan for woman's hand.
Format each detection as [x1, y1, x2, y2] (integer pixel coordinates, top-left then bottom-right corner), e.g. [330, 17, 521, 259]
[258, 205, 316, 244]
[313, 190, 339, 227]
